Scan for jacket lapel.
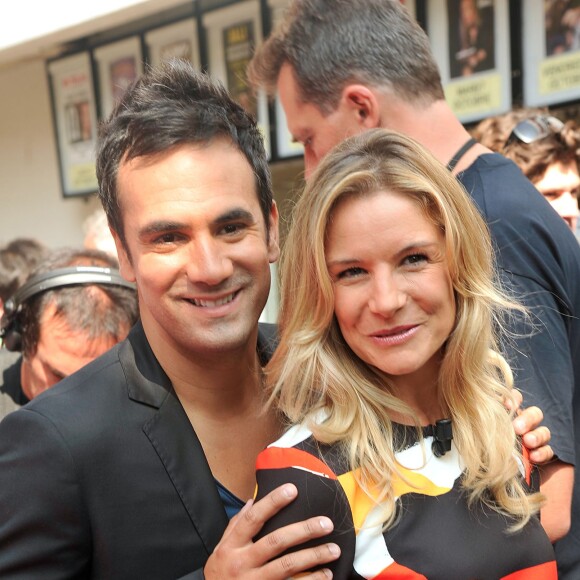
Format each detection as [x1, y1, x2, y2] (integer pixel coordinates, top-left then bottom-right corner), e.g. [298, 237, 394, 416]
[119, 323, 228, 555]
[143, 394, 229, 555]
[116, 322, 281, 555]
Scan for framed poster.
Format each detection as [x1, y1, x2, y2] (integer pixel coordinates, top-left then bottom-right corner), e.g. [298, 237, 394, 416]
[428, 0, 511, 124]
[523, 0, 580, 107]
[47, 52, 99, 197]
[94, 36, 143, 119]
[203, 0, 271, 157]
[145, 18, 200, 69]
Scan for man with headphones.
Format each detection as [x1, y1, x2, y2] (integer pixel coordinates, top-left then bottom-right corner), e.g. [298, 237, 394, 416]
[0, 237, 48, 326]
[0, 247, 138, 419]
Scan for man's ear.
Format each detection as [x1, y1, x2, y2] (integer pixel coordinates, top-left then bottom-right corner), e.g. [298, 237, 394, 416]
[111, 229, 136, 283]
[341, 84, 381, 129]
[267, 201, 280, 264]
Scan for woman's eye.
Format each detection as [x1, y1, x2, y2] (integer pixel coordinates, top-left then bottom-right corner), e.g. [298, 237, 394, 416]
[404, 253, 428, 266]
[337, 267, 366, 279]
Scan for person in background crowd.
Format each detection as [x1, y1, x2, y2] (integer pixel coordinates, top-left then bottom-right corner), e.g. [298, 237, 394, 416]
[0, 237, 48, 321]
[472, 108, 580, 237]
[255, 128, 557, 579]
[0, 247, 138, 419]
[248, 0, 580, 575]
[83, 206, 119, 259]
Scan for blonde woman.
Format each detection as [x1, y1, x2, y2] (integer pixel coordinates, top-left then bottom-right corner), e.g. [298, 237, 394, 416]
[255, 129, 556, 579]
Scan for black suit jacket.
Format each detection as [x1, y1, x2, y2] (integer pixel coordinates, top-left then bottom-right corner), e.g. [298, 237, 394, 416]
[0, 321, 278, 579]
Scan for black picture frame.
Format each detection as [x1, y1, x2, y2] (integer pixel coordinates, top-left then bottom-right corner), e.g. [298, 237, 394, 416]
[428, 0, 511, 124]
[523, 0, 580, 107]
[47, 51, 99, 198]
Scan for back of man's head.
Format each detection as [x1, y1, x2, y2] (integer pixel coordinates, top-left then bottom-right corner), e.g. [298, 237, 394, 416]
[96, 59, 273, 247]
[248, 0, 444, 113]
[0, 238, 48, 304]
[17, 247, 138, 358]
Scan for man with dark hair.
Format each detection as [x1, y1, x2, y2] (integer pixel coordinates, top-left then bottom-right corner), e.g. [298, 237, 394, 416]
[0, 61, 340, 579]
[473, 108, 580, 235]
[248, 1, 580, 575]
[0, 237, 48, 320]
[0, 247, 138, 419]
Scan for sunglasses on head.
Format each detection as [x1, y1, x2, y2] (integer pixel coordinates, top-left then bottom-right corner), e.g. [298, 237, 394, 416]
[508, 115, 565, 145]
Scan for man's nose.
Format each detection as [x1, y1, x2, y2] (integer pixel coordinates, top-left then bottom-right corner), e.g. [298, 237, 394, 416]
[186, 239, 234, 286]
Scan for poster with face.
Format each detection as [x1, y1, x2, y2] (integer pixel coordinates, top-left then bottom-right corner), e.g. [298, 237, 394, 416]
[428, 0, 510, 124]
[523, 0, 580, 106]
[545, 0, 580, 56]
[448, 0, 496, 79]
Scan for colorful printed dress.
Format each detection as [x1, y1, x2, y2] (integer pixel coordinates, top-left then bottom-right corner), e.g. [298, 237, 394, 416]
[255, 421, 557, 579]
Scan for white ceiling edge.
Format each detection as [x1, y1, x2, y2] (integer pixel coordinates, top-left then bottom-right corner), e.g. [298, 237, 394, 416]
[0, 0, 190, 68]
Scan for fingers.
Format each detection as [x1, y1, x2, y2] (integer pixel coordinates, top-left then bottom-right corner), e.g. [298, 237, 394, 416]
[529, 444, 554, 466]
[209, 483, 340, 579]
[244, 485, 340, 570]
[253, 515, 339, 566]
[513, 405, 543, 435]
[511, 405, 554, 465]
[506, 388, 523, 413]
[231, 484, 299, 540]
[263, 542, 339, 579]
[301, 570, 334, 580]
[522, 424, 551, 449]
[523, 424, 553, 465]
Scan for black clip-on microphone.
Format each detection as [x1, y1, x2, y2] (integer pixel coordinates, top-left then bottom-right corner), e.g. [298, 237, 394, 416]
[431, 419, 453, 457]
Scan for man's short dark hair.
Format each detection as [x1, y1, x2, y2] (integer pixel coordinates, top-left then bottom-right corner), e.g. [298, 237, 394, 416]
[0, 238, 48, 303]
[96, 60, 273, 247]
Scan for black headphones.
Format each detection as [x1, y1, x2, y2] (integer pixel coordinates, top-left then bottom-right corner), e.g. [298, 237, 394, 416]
[0, 266, 135, 352]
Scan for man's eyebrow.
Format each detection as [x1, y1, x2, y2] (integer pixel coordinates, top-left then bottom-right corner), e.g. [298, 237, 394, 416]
[137, 210, 256, 237]
[213, 209, 256, 225]
[138, 221, 186, 237]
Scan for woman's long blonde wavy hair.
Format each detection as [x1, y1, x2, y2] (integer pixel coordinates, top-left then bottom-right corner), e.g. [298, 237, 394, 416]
[266, 129, 543, 530]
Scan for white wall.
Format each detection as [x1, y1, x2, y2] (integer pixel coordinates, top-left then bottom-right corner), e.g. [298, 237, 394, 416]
[0, 58, 99, 249]
[0, 0, 190, 251]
